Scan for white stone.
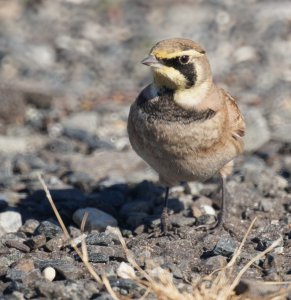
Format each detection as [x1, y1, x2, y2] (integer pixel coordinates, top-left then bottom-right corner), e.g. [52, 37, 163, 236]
[0, 211, 22, 235]
[72, 208, 118, 231]
[117, 262, 135, 279]
[234, 46, 257, 63]
[42, 267, 56, 281]
[62, 112, 98, 135]
[202, 205, 216, 216]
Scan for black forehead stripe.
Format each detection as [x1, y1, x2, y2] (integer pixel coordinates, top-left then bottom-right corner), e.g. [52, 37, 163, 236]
[162, 57, 197, 88]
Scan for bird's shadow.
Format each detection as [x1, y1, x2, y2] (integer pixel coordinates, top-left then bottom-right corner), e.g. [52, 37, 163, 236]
[11, 180, 185, 233]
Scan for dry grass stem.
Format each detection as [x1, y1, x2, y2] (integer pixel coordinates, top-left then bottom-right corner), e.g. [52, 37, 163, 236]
[38, 174, 102, 284]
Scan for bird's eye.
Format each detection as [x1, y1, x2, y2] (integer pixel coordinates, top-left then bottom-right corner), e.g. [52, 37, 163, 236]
[179, 55, 190, 64]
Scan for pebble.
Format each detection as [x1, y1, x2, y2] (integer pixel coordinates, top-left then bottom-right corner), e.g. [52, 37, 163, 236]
[86, 232, 114, 246]
[184, 182, 204, 195]
[62, 111, 98, 135]
[161, 262, 183, 279]
[73, 207, 118, 231]
[88, 245, 126, 262]
[42, 266, 56, 281]
[171, 215, 196, 227]
[36, 257, 75, 270]
[213, 235, 237, 257]
[88, 252, 109, 263]
[0, 211, 22, 235]
[26, 234, 47, 250]
[109, 278, 139, 295]
[201, 205, 216, 216]
[253, 225, 283, 251]
[197, 215, 216, 226]
[36, 221, 62, 239]
[45, 234, 66, 252]
[0, 136, 28, 154]
[5, 240, 30, 253]
[117, 262, 136, 279]
[19, 219, 40, 235]
[14, 258, 35, 272]
[0, 249, 25, 268]
[54, 263, 84, 280]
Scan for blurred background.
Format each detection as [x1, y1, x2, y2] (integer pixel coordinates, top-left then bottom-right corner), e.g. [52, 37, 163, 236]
[0, 0, 290, 185]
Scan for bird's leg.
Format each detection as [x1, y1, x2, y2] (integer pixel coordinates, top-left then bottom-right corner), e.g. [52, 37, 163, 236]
[215, 175, 226, 229]
[195, 175, 226, 232]
[161, 186, 170, 233]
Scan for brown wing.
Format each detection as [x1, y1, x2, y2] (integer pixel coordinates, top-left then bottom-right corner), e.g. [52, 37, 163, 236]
[221, 88, 245, 138]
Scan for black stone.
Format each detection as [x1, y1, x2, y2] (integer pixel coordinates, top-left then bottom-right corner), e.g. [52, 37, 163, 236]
[86, 233, 114, 246]
[36, 221, 62, 239]
[213, 235, 237, 257]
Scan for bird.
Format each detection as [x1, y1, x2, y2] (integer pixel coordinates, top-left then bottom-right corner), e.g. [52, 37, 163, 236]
[127, 38, 245, 234]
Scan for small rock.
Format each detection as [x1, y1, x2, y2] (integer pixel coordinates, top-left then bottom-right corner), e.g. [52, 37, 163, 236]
[6, 268, 23, 282]
[109, 278, 139, 295]
[62, 111, 98, 135]
[87, 245, 125, 262]
[201, 205, 216, 216]
[171, 215, 196, 227]
[45, 234, 66, 252]
[88, 252, 109, 263]
[0, 211, 22, 235]
[0, 249, 25, 268]
[258, 198, 274, 212]
[86, 232, 114, 246]
[54, 264, 84, 280]
[42, 266, 56, 281]
[191, 206, 202, 218]
[204, 255, 227, 271]
[0, 136, 28, 154]
[0, 266, 8, 277]
[14, 258, 35, 272]
[73, 207, 118, 231]
[19, 219, 40, 235]
[214, 235, 237, 257]
[117, 262, 135, 279]
[184, 182, 204, 195]
[26, 234, 46, 250]
[161, 262, 183, 279]
[36, 221, 62, 239]
[36, 258, 74, 270]
[5, 240, 30, 253]
[253, 225, 283, 251]
[22, 269, 42, 286]
[197, 215, 216, 226]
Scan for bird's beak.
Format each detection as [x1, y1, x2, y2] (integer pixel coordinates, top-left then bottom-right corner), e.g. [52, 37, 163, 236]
[141, 55, 163, 68]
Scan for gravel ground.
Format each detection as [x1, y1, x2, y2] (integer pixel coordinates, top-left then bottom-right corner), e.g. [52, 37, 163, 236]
[0, 0, 290, 299]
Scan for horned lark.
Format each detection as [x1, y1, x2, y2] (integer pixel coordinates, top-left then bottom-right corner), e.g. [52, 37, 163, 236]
[128, 38, 245, 233]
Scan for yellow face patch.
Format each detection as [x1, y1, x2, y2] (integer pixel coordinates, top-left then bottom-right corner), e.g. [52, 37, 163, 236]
[153, 65, 188, 90]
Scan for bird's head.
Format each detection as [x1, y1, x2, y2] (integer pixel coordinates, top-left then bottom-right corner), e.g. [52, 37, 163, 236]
[142, 38, 212, 91]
